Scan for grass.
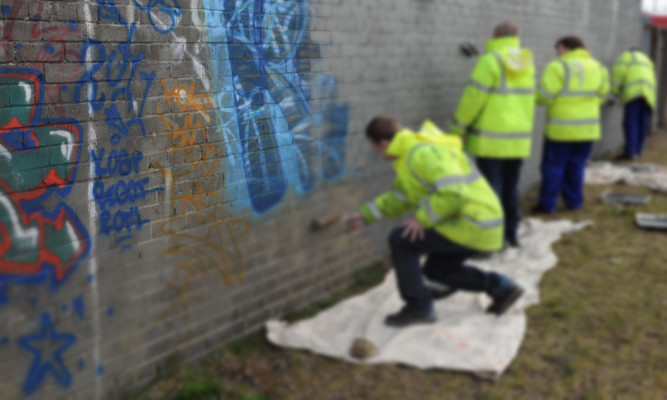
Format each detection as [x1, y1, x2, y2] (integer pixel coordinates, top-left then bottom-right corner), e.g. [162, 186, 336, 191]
[135, 132, 667, 400]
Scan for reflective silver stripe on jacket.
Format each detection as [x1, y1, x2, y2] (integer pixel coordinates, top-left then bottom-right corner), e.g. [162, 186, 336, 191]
[434, 169, 481, 190]
[469, 128, 532, 139]
[558, 59, 605, 98]
[539, 87, 556, 101]
[463, 216, 504, 229]
[452, 117, 471, 132]
[489, 51, 533, 95]
[559, 90, 601, 97]
[391, 189, 409, 203]
[627, 51, 653, 69]
[421, 200, 443, 224]
[547, 118, 599, 126]
[407, 144, 482, 192]
[617, 61, 653, 69]
[367, 201, 383, 220]
[624, 79, 655, 89]
[468, 79, 493, 93]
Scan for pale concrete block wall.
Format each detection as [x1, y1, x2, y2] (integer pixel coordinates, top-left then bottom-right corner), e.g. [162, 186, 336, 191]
[0, 0, 640, 398]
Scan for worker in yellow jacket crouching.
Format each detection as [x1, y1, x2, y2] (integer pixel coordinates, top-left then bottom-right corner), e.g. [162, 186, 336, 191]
[346, 116, 524, 328]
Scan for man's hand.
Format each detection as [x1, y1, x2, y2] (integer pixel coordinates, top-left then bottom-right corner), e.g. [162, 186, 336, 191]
[345, 213, 366, 231]
[401, 218, 425, 242]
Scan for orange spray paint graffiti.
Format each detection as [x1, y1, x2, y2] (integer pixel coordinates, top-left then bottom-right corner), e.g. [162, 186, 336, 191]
[156, 79, 251, 320]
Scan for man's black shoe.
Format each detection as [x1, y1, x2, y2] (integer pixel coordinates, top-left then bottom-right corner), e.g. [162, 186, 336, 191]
[507, 237, 520, 248]
[487, 284, 524, 316]
[384, 307, 436, 328]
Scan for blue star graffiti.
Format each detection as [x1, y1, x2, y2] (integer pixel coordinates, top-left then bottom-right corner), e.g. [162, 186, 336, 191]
[204, 0, 349, 214]
[18, 312, 77, 394]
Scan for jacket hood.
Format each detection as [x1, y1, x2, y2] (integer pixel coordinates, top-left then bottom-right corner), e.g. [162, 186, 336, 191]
[386, 120, 462, 158]
[486, 36, 534, 74]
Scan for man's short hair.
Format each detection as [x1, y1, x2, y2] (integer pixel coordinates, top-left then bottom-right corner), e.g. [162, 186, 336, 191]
[493, 22, 518, 38]
[365, 115, 402, 144]
[555, 35, 586, 51]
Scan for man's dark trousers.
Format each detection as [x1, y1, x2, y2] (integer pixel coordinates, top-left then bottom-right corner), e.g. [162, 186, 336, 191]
[476, 158, 522, 244]
[388, 227, 510, 313]
[623, 97, 652, 158]
[537, 139, 593, 212]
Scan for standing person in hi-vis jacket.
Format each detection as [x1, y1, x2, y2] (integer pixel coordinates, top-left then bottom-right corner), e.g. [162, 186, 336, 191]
[450, 22, 536, 248]
[533, 36, 609, 214]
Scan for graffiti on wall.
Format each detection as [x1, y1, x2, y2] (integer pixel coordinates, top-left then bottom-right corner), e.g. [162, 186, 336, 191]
[18, 312, 77, 394]
[1, 0, 347, 395]
[0, 1, 85, 118]
[0, 69, 90, 304]
[156, 79, 251, 320]
[204, 0, 349, 215]
[75, 0, 171, 250]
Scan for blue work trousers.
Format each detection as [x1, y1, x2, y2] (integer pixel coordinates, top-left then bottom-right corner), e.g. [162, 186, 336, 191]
[476, 158, 522, 244]
[537, 139, 593, 212]
[623, 97, 652, 158]
[388, 227, 511, 313]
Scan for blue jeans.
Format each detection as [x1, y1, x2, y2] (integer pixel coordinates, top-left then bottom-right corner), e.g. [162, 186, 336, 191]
[476, 158, 522, 243]
[388, 227, 513, 313]
[623, 97, 652, 158]
[537, 139, 593, 212]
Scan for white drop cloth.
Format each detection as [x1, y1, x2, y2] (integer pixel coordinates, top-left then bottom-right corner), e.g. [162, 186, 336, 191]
[585, 162, 667, 192]
[266, 219, 591, 378]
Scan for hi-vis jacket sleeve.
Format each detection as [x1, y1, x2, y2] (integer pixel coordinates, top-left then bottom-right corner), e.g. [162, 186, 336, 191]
[611, 54, 627, 97]
[599, 66, 611, 105]
[536, 61, 564, 106]
[360, 180, 412, 223]
[411, 152, 470, 229]
[450, 56, 497, 135]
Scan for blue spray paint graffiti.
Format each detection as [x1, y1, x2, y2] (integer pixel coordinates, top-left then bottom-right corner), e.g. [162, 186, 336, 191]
[204, 0, 349, 214]
[134, 0, 182, 34]
[19, 312, 77, 394]
[74, 1, 170, 249]
[72, 295, 85, 320]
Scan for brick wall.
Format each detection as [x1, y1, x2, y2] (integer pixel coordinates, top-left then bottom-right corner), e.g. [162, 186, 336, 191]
[0, 0, 641, 398]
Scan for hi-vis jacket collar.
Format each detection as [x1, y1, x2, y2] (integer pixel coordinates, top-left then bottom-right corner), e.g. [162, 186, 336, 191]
[485, 36, 520, 53]
[386, 124, 461, 161]
[561, 48, 593, 60]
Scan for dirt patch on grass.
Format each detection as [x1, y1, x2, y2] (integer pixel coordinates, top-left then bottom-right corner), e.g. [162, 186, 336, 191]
[134, 133, 667, 400]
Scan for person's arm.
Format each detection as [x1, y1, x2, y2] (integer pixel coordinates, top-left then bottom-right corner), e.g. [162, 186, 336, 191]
[599, 64, 611, 105]
[536, 61, 564, 106]
[611, 53, 628, 97]
[359, 180, 413, 224]
[450, 56, 497, 135]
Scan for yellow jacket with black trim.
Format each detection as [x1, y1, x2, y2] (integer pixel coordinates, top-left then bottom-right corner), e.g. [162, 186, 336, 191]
[360, 122, 503, 252]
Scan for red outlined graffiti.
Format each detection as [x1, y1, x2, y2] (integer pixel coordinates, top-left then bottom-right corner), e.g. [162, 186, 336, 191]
[0, 69, 90, 304]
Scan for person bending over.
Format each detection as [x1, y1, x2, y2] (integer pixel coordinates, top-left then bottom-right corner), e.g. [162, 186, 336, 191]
[346, 116, 524, 328]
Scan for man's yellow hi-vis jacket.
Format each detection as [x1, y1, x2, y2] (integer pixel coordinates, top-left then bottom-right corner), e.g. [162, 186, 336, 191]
[537, 48, 610, 142]
[450, 36, 536, 158]
[612, 50, 656, 109]
[360, 122, 504, 252]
